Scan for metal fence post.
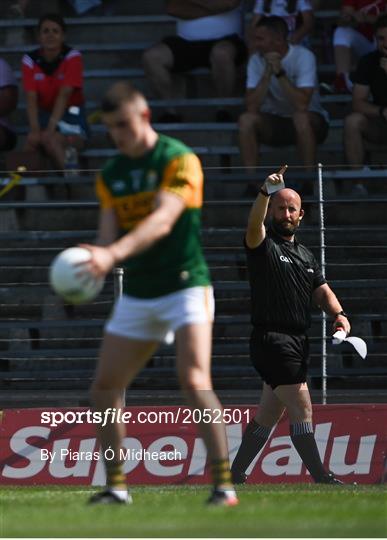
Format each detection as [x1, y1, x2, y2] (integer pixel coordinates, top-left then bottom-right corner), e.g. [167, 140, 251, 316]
[317, 163, 327, 405]
[113, 267, 124, 299]
[113, 267, 125, 405]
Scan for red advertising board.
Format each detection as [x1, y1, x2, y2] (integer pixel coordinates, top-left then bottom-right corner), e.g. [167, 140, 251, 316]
[0, 405, 386, 485]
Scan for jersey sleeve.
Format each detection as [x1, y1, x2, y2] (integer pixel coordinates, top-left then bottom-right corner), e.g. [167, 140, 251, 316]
[294, 48, 317, 88]
[311, 256, 327, 290]
[21, 54, 36, 92]
[95, 173, 114, 209]
[160, 153, 203, 208]
[62, 50, 83, 88]
[243, 234, 270, 254]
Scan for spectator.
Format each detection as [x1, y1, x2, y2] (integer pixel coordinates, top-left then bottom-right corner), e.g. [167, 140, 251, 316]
[21, 13, 89, 172]
[239, 16, 328, 190]
[142, 0, 247, 122]
[251, 1, 315, 47]
[343, 14, 387, 194]
[331, 0, 387, 93]
[0, 58, 18, 152]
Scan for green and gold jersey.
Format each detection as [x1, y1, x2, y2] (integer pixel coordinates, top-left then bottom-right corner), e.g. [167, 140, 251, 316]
[96, 133, 211, 298]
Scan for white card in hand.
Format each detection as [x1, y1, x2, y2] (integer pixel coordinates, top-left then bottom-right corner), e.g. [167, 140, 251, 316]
[332, 330, 367, 359]
[265, 179, 285, 195]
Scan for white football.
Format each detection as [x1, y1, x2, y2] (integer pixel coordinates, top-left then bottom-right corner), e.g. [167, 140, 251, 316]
[49, 247, 104, 304]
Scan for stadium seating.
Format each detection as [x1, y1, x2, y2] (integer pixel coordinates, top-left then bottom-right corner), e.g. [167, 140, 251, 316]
[0, 2, 386, 407]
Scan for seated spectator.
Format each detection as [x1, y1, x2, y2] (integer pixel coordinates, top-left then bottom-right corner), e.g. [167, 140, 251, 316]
[21, 13, 89, 172]
[0, 57, 18, 152]
[331, 0, 387, 93]
[239, 16, 328, 189]
[343, 14, 387, 194]
[142, 0, 247, 122]
[251, 1, 315, 47]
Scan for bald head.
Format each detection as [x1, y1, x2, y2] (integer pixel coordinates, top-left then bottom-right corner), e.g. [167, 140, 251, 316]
[269, 188, 304, 239]
[271, 188, 302, 209]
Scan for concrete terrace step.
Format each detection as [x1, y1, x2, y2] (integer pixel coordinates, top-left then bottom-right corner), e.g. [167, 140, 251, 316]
[1, 312, 387, 331]
[1, 259, 386, 283]
[10, 66, 339, 100]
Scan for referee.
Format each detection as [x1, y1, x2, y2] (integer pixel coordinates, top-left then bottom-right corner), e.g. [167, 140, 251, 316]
[231, 168, 351, 484]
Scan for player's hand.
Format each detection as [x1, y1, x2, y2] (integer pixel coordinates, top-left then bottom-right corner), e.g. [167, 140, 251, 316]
[333, 315, 351, 335]
[77, 244, 116, 278]
[262, 165, 287, 192]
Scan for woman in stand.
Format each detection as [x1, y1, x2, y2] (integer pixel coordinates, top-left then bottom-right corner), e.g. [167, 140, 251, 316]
[22, 13, 89, 171]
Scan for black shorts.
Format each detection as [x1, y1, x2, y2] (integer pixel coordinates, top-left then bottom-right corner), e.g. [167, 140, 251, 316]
[250, 328, 309, 389]
[162, 34, 247, 73]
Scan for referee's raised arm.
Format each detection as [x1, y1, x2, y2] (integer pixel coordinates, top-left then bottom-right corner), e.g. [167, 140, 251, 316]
[245, 168, 286, 248]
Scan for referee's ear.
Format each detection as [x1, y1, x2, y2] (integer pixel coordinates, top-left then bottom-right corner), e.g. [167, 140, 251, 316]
[299, 208, 305, 221]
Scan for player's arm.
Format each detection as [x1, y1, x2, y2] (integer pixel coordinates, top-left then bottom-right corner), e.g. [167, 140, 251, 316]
[82, 191, 186, 276]
[109, 191, 185, 261]
[312, 283, 351, 334]
[95, 207, 119, 246]
[245, 168, 286, 248]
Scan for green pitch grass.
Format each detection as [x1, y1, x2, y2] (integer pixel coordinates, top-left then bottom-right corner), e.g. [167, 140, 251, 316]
[1, 485, 386, 537]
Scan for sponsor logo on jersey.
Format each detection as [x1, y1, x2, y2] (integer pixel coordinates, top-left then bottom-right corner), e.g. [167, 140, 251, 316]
[131, 170, 143, 191]
[111, 180, 126, 193]
[280, 255, 293, 264]
[146, 170, 158, 191]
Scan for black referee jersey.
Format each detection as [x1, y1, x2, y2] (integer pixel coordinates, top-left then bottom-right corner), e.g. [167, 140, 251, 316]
[244, 226, 326, 333]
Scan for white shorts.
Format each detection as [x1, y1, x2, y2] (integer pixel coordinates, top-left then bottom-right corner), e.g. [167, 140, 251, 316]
[333, 27, 375, 57]
[105, 286, 214, 342]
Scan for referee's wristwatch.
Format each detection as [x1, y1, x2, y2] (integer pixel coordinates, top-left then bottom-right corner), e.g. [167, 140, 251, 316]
[335, 310, 349, 319]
